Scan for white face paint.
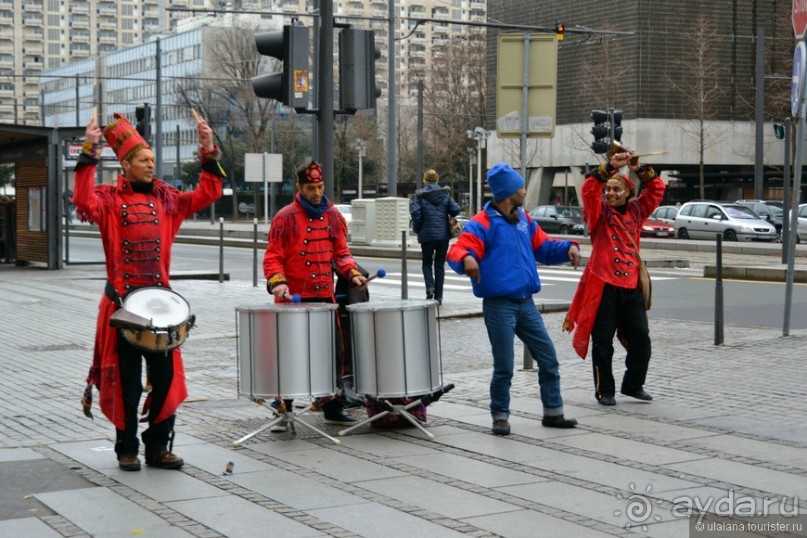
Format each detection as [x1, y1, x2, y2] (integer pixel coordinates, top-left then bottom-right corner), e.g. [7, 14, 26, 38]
[603, 178, 630, 208]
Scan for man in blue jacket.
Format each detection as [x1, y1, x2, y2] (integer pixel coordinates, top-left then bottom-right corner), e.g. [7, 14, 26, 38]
[448, 163, 581, 436]
[410, 169, 460, 304]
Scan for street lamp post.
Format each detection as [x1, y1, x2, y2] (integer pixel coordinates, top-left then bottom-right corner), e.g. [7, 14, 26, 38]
[467, 127, 490, 213]
[356, 139, 366, 199]
[467, 146, 476, 214]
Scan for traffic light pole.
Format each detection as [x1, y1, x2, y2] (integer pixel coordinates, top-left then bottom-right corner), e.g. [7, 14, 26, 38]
[318, 0, 335, 202]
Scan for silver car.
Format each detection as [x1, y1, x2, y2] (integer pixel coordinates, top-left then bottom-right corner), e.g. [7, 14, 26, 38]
[674, 201, 777, 242]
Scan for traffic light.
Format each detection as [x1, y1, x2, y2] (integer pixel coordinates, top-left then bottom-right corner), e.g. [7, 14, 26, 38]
[338, 29, 382, 113]
[591, 109, 609, 154]
[774, 123, 785, 139]
[612, 109, 623, 142]
[554, 22, 565, 40]
[135, 104, 151, 143]
[251, 24, 310, 111]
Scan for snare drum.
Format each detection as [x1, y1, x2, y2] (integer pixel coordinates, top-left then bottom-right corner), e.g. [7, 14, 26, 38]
[236, 303, 338, 399]
[348, 300, 441, 398]
[111, 287, 194, 352]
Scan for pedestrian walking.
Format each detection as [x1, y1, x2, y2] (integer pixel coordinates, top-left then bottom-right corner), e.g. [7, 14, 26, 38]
[563, 148, 665, 406]
[447, 163, 580, 436]
[410, 169, 460, 304]
[76, 112, 224, 471]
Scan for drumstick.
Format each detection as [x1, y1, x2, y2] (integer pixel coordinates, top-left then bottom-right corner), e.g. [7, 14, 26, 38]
[283, 293, 301, 303]
[191, 108, 202, 123]
[629, 151, 667, 158]
[364, 269, 386, 283]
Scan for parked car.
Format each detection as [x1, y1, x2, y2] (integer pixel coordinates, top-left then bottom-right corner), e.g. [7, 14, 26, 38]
[796, 203, 807, 243]
[734, 200, 784, 235]
[649, 205, 679, 225]
[640, 218, 674, 238]
[335, 204, 352, 232]
[674, 201, 778, 242]
[528, 205, 585, 235]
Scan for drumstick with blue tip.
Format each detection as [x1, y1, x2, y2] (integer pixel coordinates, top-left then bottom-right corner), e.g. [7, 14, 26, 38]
[364, 268, 386, 283]
[282, 293, 301, 303]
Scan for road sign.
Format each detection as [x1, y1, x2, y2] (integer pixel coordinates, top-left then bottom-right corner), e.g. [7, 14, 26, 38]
[244, 153, 283, 182]
[794, 0, 807, 39]
[792, 42, 806, 117]
[496, 33, 557, 138]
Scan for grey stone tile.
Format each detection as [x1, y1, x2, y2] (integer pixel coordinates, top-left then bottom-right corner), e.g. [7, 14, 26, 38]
[357, 475, 522, 519]
[0, 517, 62, 538]
[34, 487, 171, 535]
[396, 452, 550, 488]
[247, 438, 325, 455]
[50, 439, 228, 502]
[336, 433, 442, 458]
[683, 433, 807, 472]
[177, 441, 275, 476]
[167, 494, 323, 538]
[113, 467, 226, 503]
[665, 458, 807, 499]
[551, 432, 709, 465]
[578, 413, 719, 442]
[499, 481, 677, 527]
[270, 447, 407, 483]
[229, 468, 368, 510]
[641, 518, 693, 538]
[689, 415, 807, 445]
[428, 401, 491, 420]
[307, 501, 470, 538]
[463, 509, 614, 538]
[0, 447, 45, 462]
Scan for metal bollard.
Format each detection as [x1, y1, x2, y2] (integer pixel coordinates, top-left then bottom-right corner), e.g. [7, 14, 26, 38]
[252, 218, 258, 287]
[401, 230, 408, 300]
[522, 346, 535, 371]
[714, 234, 724, 345]
[218, 217, 224, 284]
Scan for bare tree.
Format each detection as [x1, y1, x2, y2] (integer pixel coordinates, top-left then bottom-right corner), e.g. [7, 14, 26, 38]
[666, 14, 727, 199]
[419, 32, 487, 182]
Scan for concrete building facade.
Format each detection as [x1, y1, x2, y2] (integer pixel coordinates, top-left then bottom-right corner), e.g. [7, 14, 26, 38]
[485, 0, 797, 207]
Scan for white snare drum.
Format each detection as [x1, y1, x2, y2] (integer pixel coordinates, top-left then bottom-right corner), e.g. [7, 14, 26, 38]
[112, 287, 193, 352]
[236, 303, 338, 399]
[348, 300, 442, 398]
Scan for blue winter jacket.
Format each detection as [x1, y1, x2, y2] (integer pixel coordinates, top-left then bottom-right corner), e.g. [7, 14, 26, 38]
[447, 202, 578, 299]
[410, 183, 460, 243]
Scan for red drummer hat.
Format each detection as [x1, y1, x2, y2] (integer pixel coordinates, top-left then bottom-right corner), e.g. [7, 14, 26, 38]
[102, 112, 150, 162]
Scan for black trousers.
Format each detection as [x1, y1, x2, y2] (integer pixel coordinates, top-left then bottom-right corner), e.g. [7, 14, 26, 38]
[590, 284, 651, 400]
[115, 332, 175, 457]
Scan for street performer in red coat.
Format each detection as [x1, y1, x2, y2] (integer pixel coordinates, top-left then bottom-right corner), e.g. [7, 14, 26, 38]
[563, 149, 664, 407]
[263, 160, 367, 430]
[75, 112, 224, 471]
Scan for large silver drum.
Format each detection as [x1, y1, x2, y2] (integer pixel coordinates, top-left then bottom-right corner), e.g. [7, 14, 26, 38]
[348, 300, 441, 398]
[236, 303, 338, 399]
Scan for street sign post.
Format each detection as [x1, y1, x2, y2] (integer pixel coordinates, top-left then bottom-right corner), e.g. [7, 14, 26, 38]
[244, 153, 283, 224]
[792, 42, 806, 116]
[794, 0, 807, 39]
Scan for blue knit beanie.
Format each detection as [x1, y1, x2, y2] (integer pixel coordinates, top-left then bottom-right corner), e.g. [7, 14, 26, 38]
[487, 163, 525, 201]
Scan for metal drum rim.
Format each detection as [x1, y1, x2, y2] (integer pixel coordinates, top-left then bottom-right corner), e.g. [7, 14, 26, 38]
[347, 299, 435, 312]
[236, 302, 338, 313]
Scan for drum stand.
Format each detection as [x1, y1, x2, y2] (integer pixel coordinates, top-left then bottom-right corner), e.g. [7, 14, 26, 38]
[337, 384, 454, 440]
[233, 400, 341, 447]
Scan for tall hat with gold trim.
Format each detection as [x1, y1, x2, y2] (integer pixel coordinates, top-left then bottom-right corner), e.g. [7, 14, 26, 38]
[297, 160, 324, 184]
[102, 112, 150, 162]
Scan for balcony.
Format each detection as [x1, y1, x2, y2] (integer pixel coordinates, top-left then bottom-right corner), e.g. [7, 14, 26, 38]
[23, 2, 43, 12]
[71, 3, 89, 14]
[22, 16, 42, 26]
[98, 21, 117, 31]
[70, 48, 90, 58]
[70, 18, 89, 29]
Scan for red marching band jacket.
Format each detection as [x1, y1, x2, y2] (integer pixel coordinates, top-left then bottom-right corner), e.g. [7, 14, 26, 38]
[263, 194, 358, 301]
[74, 156, 222, 430]
[563, 165, 665, 359]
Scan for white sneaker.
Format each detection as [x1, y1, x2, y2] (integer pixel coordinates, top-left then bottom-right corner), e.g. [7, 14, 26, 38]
[270, 421, 287, 433]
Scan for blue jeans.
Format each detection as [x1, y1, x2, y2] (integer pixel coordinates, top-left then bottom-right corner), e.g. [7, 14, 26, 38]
[420, 239, 449, 300]
[482, 297, 564, 420]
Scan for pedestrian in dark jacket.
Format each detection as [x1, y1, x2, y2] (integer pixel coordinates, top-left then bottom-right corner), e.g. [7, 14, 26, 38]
[410, 169, 460, 304]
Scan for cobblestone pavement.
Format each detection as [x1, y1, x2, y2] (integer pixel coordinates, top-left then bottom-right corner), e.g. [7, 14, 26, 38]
[1, 260, 807, 538]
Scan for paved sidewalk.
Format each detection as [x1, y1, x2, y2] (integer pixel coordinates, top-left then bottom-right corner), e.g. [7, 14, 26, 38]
[1, 262, 807, 537]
